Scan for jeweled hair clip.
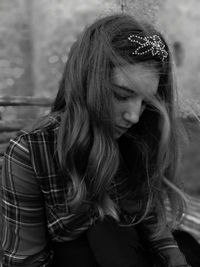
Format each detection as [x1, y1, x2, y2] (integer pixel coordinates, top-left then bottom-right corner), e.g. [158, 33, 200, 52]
[128, 34, 168, 61]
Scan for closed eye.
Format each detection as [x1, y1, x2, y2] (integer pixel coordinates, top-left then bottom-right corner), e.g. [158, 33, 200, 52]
[112, 84, 136, 102]
[113, 92, 130, 101]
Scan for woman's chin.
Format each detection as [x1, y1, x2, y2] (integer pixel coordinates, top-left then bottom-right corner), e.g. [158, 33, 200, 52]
[114, 128, 127, 139]
[114, 132, 122, 139]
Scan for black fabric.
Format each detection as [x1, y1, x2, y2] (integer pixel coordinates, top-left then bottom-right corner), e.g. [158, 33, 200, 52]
[173, 230, 200, 267]
[52, 217, 154, 267]
[51, 226, 200, 267]
[86, 217, 153, 267]
[51, 233, 98, 267]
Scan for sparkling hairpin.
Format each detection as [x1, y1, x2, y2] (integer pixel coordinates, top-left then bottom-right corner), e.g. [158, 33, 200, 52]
[128, 34, 168, 61]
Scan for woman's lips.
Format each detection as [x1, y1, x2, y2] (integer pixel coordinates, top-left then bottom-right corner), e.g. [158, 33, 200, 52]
[116, 125, 129, 132]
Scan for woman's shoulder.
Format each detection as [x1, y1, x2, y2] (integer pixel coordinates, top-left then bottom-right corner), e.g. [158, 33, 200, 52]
[23, 112, 61, 135]
[4, 113, 61, 162]
[3, 113, 62, 177]
[11, 112, 61, 143]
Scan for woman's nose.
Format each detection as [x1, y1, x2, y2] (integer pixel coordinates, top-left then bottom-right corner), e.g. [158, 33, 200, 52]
[123, 98, 143, 124]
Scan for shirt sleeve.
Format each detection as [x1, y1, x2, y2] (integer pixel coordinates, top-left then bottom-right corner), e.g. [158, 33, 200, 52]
[138, 212, 191, 267]
[0, 134, 53, 267]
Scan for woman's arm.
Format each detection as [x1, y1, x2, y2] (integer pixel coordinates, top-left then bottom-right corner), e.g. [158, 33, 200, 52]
[119, 197, 190, 267]
[1, 135, 53, 267]
[138, 212, 191, 267]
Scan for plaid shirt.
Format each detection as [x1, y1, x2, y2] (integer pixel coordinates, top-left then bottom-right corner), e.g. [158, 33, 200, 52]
[0, 114, 189, 266]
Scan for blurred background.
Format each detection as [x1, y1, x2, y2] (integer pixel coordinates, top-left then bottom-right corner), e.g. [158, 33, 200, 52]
[0, 0, 200, 196]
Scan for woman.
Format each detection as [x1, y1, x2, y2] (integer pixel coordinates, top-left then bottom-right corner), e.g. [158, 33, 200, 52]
[1, 14, 192, 266]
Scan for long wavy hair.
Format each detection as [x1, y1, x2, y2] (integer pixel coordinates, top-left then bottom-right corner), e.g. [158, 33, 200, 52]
[51, 13, 186, 238]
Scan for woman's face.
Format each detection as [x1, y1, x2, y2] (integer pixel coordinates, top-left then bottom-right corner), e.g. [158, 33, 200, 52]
[112, 63, 159, 138]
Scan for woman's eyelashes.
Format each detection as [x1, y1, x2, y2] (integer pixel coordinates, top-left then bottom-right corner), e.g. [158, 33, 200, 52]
[113, 92, 131, 101]
[112, 86, 137, 102]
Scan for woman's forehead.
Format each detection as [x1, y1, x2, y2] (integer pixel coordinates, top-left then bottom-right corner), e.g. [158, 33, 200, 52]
[112, 63, 160, 96]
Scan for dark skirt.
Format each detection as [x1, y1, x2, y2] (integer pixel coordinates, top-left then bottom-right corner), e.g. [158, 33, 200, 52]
[51, 219, 200, 267]
[52, 219, 154, 267]
[51, 233, 98, 267]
